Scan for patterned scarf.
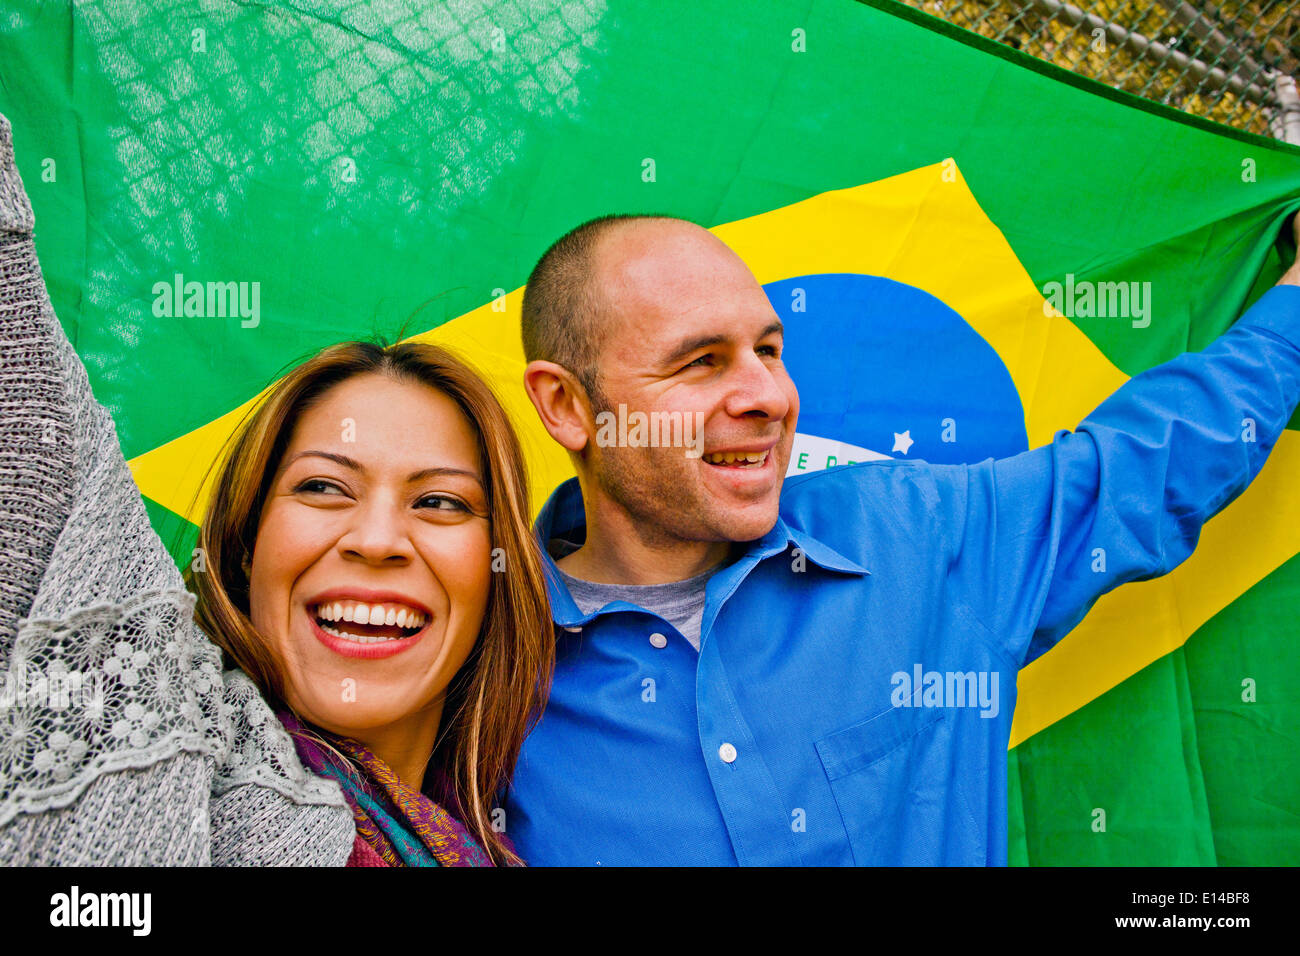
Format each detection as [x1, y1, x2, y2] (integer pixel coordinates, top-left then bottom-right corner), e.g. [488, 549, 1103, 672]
[277, 709, 498, 867]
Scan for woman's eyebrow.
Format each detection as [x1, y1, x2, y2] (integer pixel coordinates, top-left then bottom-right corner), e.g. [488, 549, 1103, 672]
[406, 466, 484, 487]
[287, 450, 483, 486]
[287, 450, 362, 471]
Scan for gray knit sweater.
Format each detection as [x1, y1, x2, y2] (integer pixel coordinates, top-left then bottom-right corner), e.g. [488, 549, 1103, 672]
[0, 113, 354, 865]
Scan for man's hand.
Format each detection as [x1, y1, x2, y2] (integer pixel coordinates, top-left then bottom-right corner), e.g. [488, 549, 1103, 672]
[1277, 213, 1300, 287]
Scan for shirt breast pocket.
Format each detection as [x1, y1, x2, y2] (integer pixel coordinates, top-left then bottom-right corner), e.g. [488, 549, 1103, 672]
[815, 704, 972, 865]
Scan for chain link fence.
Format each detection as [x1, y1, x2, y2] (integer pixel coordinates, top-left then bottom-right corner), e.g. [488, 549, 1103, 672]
[902, 0, 1300, 140]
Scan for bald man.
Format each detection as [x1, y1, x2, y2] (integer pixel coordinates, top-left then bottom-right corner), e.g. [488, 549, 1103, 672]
[506, 213, 1300, 865]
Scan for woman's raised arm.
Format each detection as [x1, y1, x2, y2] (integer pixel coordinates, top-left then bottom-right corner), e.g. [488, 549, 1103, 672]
[0, 113, 352, 865]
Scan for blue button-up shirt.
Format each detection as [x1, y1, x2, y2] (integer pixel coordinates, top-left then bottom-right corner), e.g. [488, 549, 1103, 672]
[504, 285, 1300, 865]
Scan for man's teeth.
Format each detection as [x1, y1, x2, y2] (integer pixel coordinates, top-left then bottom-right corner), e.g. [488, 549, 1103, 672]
[312, 600, 427, 642]
[702, 451, 768, 467]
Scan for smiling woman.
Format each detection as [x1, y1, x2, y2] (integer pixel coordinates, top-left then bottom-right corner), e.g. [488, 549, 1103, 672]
[188, 342, 554, 866]
[0, 114, 551, 867]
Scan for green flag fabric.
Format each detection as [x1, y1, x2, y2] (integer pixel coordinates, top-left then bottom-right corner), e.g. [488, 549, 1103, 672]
[2, 0, 1298, 864]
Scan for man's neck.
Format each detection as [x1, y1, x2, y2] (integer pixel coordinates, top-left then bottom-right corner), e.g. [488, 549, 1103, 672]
[557, 492, 733, 585]
[556, 541, 730, 585]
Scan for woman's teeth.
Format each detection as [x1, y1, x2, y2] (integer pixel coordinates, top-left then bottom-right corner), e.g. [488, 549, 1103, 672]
[316, 601, 427, 628]
[312, 601, 427, 644]
[317, 623, 401, 644]
[702, 451, 768, 467]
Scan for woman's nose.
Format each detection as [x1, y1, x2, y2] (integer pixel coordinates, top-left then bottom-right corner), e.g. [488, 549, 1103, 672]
[337, 499, 415, 565]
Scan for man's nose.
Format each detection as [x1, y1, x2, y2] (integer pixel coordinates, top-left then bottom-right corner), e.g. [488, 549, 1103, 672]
[722, 351, 791, 421]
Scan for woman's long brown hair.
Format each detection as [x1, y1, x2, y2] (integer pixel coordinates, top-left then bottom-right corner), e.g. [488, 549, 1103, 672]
[182, 341, 553, 865]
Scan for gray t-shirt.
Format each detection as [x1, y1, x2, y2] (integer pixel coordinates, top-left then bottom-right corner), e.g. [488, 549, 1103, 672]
[555, 563, 714, 651]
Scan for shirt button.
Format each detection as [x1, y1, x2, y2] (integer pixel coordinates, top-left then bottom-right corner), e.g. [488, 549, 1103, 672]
[718, 742, 738, 764]
[649, 632, 668, 648]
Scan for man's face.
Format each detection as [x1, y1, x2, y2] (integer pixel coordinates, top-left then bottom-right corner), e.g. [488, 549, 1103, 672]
[582, 221, 799, 545]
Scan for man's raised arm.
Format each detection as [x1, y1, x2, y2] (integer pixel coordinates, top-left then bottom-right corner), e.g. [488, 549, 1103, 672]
[933, 219, 1300, 668]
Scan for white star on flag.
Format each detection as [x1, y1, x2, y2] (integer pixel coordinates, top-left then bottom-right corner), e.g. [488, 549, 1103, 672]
[892, 430, 914, 455]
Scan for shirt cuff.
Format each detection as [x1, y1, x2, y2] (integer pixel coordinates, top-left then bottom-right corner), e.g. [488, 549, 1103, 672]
[1233, 283, 1300, 351]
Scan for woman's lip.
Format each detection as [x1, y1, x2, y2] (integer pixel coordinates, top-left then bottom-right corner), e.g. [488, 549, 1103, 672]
[308, 610, 428, 660]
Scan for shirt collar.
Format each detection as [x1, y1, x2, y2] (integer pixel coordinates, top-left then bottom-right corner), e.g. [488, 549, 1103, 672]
[534, 477, 870, 628]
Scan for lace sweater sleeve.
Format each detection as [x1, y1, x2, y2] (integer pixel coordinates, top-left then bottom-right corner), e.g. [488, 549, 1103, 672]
[0, 113, 353, 864]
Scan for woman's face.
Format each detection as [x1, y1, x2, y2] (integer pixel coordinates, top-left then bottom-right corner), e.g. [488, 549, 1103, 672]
[248, 372, 492, 745]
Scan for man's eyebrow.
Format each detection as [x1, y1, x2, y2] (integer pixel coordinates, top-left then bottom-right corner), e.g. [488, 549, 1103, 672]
[660, 320, 785, 368]
[661, 333, 727, 368]
[286, 450, 483, 486]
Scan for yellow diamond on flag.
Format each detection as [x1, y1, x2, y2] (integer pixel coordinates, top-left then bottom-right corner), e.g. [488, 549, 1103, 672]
[127, 160, 1300, 748]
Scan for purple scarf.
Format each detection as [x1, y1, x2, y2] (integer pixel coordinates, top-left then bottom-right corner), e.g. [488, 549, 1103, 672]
[277, 709, 504, 867]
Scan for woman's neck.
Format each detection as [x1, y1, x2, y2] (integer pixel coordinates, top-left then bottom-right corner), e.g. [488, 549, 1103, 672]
[349, 698, 445, 791]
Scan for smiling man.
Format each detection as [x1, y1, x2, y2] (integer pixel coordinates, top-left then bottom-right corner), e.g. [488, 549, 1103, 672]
[507, 213, 1300, 865]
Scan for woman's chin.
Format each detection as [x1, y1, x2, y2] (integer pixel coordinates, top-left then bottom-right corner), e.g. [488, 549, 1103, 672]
[291, 696, 416, 739]
[282, 670, 431, 735]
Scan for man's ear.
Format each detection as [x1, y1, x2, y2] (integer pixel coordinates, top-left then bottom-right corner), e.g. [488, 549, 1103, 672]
[523, 360, 593, 453]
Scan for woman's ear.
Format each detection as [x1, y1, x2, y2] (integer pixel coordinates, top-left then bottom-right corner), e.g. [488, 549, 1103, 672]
[522, 360, 593, 453]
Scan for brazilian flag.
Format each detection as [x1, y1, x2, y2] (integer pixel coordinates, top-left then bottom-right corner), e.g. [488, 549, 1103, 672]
[2, 0, 1298, 865]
